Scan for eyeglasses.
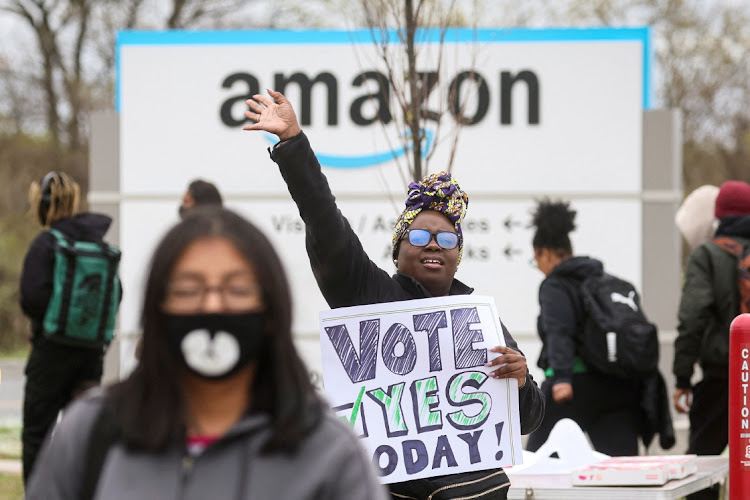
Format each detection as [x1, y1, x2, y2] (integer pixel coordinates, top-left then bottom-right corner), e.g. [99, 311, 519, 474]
[164, 280, 262, 312]
[404, 229, 459, 250]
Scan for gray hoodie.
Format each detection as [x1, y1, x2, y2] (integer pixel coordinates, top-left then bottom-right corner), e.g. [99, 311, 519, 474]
[26, 390, 389, 500]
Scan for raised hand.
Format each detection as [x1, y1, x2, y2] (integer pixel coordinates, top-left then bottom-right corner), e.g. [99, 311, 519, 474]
[243, 89, 301, 141]
[485, 346, 527, 388]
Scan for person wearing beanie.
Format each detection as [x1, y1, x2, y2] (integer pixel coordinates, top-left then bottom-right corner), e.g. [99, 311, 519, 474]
[244, 90, 544, 500]
[713, 180, 750, 219]
[673, 180, 750, 500]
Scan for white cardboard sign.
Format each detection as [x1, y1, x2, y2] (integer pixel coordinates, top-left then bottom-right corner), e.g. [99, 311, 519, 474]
[319, 295, 522, 484]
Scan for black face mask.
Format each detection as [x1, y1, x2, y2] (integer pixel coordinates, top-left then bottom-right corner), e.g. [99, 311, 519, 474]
[178, 205, 188, 219]
[163, 312, 265, 380]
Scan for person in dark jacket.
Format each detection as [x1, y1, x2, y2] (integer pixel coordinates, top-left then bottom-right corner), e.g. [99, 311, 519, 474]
[673, 180, 750, 500]
[19, 171, 118, 484]
[524, 199, 641, 456]
[243, 90, 544, 500]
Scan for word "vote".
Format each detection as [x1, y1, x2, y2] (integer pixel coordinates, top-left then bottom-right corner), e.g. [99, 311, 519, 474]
[325, 307, 488, 383]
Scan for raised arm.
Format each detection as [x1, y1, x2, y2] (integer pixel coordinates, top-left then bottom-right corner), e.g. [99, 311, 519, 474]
[244, 91, 398, 308]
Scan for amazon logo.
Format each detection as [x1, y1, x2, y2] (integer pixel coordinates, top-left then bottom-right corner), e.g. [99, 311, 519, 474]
[220, 69, 540, 168]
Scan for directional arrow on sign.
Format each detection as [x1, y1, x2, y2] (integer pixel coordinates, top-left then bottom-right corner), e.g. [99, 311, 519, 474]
[503, 215, 522, 232]
[503, 244, 522, 260]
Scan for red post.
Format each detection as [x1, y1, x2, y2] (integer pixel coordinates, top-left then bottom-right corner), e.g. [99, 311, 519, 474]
[729, 313, 750, 499]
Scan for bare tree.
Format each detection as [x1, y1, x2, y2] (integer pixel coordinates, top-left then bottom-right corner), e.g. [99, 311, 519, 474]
[0, 54, 34, 134]
[165, 0, 248, 29]
[3, 1, 65, 146]
[555, 0, 750, 188]
[0, 0, 280, 151]
[358, 0, 479, 182]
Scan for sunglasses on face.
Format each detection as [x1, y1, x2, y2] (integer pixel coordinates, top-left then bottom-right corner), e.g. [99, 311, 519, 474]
[404, 229, 460, 249]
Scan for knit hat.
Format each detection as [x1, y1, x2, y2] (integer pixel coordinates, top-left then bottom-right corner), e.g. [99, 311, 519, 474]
[714, 181, 750, 219]
[392, 171, 469, 264]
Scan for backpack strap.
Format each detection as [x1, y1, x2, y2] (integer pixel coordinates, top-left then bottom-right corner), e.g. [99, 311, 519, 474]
[47, 228, 77, 338]
[80, 401, 120, 500]
[713, 237, 744, 257]
[96, 248, 120, 344]
[713, 236, 750, 314]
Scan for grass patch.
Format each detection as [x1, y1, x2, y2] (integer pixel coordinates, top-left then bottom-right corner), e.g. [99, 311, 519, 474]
[0, 472, 23, 499]
[0, 426, 21, 460]
[0, 345, 29, 359]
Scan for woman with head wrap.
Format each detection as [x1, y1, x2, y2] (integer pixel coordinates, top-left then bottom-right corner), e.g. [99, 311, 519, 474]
[244, 91, 544, 500]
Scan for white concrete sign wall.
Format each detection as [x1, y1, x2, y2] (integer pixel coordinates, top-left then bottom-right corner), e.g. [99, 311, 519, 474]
[116, 28, 650, 378]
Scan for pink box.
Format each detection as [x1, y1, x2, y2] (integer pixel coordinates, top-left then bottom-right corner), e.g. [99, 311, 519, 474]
[572, 461, 670, 486]
[604, 455, 698, 480]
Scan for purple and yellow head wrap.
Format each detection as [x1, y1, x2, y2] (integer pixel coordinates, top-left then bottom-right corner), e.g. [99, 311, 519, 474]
[392, 171, 470, 265]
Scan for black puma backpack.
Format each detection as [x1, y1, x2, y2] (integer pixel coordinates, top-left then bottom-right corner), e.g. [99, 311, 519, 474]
[578, 273, 659, 379]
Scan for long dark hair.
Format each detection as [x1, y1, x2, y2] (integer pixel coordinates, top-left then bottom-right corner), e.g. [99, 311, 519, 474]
[531, 198, 576, 255]
[108, 207, 322, 453]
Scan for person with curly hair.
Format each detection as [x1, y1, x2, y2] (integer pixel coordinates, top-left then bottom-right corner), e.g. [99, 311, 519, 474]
[525, 199, 641, 456]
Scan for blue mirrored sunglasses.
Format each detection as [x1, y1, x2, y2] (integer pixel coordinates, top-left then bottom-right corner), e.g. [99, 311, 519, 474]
[405, 229, 459, 249]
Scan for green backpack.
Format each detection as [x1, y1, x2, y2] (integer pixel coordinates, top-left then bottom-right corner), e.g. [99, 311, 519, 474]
[42, 228, 122, 348]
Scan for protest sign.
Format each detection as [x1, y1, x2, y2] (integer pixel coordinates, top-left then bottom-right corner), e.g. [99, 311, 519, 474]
[319, 295, 522, 483]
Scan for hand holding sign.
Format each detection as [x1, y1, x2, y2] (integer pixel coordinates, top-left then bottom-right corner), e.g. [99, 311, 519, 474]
[320, 295, 523, 484]
[486, 346, 528, 388]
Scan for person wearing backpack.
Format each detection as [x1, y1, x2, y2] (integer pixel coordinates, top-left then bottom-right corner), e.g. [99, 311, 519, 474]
[525, 199, 643, 456]
[19, 171, 121, 484]
[673, 180, 750, 500]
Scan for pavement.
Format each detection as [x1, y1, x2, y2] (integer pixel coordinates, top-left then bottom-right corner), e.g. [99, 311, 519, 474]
[0, 359, 24, 475]
[0, 459, 20, 474]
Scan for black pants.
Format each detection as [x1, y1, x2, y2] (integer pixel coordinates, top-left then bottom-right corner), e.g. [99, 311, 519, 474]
[22, 339, 104, 484]
[685, 376, 728, 500]
[389, 469, 509, 499]
[526, 372, 640, 457]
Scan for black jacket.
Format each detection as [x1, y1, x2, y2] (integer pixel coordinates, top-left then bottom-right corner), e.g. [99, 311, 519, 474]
[639, 370, 676, 450]
[269, 132, 544, 436]
[674, 214, 750, 388]
[536, 256, 603, 384]
[537, 256, 675, 449]
[19, 213, 115, 339]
